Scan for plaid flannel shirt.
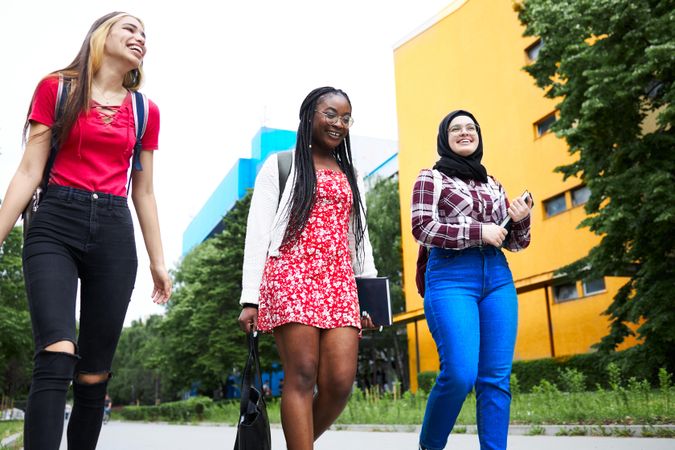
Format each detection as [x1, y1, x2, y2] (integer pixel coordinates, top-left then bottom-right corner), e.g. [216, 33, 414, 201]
[411, 169, 531, 252]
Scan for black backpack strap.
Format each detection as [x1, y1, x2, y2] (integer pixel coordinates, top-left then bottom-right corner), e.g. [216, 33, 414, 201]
[41, 74, 70, 190]
[127, 91, 148, 194]
[276, 150, 293, 205]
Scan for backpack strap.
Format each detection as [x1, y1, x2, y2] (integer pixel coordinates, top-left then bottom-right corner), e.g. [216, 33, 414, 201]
[41, 74, 69, 189]
[276, 150, 293, 205]
[127, 91, 149, 193]
[130, 91, 148, 171]
[431, 169, 442, 222]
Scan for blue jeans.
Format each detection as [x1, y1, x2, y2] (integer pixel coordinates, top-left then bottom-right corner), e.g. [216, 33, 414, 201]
[420, 247, 518, 450]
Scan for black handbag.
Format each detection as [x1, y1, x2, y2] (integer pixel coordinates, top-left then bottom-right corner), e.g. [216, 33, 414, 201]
[234, 332, 271, 450]
[22, 75, 69, 239]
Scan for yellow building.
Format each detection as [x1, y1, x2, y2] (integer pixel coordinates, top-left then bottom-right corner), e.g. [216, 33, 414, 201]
[393, 0, 634, 391]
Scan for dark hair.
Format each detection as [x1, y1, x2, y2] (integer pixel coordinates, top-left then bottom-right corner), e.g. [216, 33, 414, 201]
[283, 87, 366, 261]
[24, 12, 143, 147]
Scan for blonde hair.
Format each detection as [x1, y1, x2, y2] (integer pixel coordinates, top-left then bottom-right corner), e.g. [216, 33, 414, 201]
[26, 12, 147, 148]
[89, 13, 145, 94]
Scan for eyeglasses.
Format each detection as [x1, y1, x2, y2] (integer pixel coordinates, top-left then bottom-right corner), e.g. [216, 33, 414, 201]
[448, 124, 479, 135]
[315, 110, 355, 128]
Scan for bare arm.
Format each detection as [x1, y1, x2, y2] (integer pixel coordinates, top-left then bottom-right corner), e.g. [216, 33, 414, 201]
[130, 150, 172, 304]
[0, 123, 51, 244]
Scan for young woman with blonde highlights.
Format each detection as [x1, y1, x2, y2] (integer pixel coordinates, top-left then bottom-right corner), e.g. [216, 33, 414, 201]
[0, 12, 170, 449]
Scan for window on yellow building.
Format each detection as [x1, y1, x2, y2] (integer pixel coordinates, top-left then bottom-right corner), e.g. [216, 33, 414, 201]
[526, 39, 543, 61]
[544, 193, 567, 217]
[571, 185, 591, 207]
[583, 278, 606, 296]
[535, 112, 557, 137]
[553, 283, 579, 303]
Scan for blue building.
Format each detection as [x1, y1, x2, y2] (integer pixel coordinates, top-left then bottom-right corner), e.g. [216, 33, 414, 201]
[182, 127, 297, 255]
[182, 126, 397, 256]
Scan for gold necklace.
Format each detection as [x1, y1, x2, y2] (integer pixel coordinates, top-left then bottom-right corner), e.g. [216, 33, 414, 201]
[92, 83, 124, 105]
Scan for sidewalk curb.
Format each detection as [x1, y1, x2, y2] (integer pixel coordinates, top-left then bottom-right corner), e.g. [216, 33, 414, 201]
[328, 423, 675, 437]
[113, 420, 675, 438]
[1, 432, 21, 447]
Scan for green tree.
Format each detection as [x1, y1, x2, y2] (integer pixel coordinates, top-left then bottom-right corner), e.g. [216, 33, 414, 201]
[366, 175, 404, 314]
[518, 0, 675, 369]
[109, 315, 166, 405]
[157, 192, 277, 398]
[360, 175, 409, 391]
[0, 227, 32, 399]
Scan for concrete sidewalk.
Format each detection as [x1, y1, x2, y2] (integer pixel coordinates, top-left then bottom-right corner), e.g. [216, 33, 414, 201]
[56, 422, 674, 450]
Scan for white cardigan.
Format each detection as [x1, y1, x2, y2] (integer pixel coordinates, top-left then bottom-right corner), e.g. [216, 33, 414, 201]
[239, 152, 378, 305]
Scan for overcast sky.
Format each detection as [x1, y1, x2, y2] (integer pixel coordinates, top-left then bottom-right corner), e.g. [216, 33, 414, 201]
[0, 0, 451, 326]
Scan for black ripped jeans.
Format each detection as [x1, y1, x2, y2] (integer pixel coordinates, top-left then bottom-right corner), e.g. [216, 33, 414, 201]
[22, 185, 137, 450]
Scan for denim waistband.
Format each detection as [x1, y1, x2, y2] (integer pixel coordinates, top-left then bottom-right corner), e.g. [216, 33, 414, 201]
[46, 184, 128, 207]
[431, 246, 502, 258]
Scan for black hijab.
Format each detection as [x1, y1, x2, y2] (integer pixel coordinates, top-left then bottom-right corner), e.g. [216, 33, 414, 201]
[433, 109, 488, 183]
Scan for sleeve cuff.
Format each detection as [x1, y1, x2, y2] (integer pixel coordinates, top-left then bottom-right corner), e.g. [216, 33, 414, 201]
[469, 223, 482, 244]
[239, 288, 260, 306]
[512, 214, 531, 231]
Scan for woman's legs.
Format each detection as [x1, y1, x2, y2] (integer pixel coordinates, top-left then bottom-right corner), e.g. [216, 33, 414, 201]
[67, 199, 137, 450]
[419, 286, 480, 450]
[274, 324, 321, 450]
[22, 188, 137, 450]
[22, 236, 80, 450]
[273, 324, 359, 449]
[475, 256, 518, 450]
[312, 327, 359, 439]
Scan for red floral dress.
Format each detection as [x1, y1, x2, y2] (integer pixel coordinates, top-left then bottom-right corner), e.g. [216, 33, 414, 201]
[257, 169, 360, 332]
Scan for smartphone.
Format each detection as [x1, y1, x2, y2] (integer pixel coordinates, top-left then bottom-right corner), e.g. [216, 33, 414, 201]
[500, 190, 533, 228]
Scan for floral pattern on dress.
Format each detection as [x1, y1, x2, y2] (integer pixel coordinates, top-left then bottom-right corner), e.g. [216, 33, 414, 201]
[257, 169, 360, 332]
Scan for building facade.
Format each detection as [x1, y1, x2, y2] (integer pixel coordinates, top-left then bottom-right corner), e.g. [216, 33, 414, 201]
[182, 127, 397, 254]
[392, 0, 634, 391]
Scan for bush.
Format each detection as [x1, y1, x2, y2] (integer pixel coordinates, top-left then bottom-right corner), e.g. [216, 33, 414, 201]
[511, 348, 663, 393]
[558, 368, 586, 393]
[118, 396, 214, 422]
[417, 371, 438, 393]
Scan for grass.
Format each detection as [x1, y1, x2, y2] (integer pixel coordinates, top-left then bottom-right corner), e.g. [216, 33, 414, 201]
[176, 384, 674, 427]
[122, 367, 674, 428]
[526, 425, 546, 436]
[0, 421, 22, 440]
[0, 421, 22, 449]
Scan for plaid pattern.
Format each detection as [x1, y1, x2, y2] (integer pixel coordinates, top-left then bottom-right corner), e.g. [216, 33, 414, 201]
[411, 169, 530, 252]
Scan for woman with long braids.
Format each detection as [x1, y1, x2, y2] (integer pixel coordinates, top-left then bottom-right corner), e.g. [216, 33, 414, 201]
[238, 87, 377, 449]
[0, 12, 171, 449]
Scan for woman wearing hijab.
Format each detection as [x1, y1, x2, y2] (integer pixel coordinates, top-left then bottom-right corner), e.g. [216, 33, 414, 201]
[411, 110, 532, 450]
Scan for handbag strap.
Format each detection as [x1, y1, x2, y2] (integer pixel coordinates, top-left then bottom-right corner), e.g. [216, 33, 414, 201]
[239, 331, 264, 414]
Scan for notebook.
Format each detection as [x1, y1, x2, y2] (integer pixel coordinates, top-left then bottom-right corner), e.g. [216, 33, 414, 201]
[355, 277, 392, 327]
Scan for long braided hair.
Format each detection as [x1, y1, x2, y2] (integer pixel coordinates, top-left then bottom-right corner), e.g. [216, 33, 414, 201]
[283, 87, 366, 263]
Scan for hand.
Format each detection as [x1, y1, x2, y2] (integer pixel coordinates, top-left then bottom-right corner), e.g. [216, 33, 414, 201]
[149, 264, 172, 304]
[481, 223, 508, 247]
[361, 311, 376, 330]
[508, 195, 532, 223]
[238, 307, 258, 334]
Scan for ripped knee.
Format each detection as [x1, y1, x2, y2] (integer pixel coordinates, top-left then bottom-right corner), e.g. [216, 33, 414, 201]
[44, 340, 76, 355]
[76, 372, 111, 385]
